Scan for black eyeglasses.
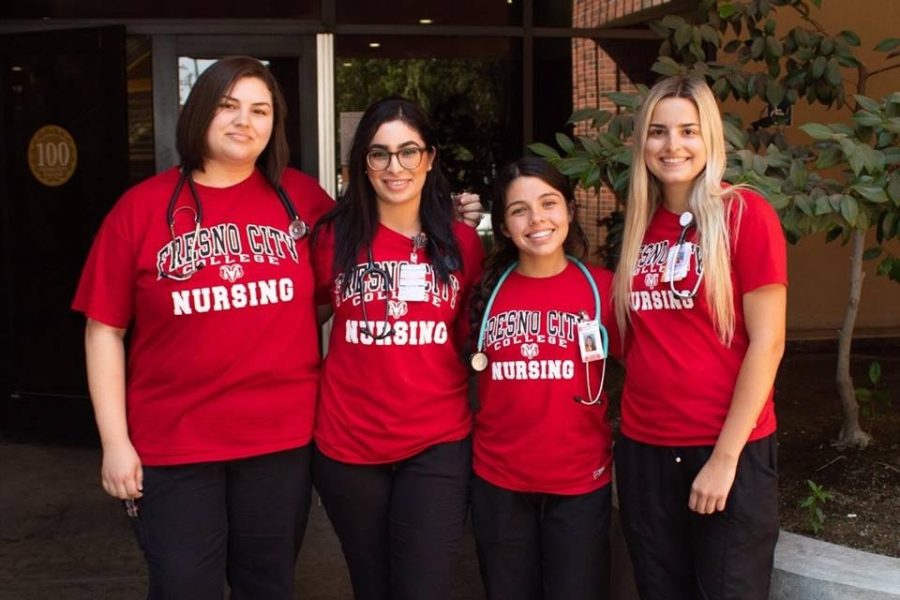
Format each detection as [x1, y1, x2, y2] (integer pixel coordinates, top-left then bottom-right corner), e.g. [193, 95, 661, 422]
[366, 146, 428, 171]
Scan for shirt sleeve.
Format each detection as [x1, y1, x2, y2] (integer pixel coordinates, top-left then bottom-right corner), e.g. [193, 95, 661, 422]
[731, 189, 788, 294]
[452, 224, 485, 350]
[71, 201, 137, 329]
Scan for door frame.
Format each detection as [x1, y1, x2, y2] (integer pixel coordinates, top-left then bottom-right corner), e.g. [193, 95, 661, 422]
[151, 34, 323, 180]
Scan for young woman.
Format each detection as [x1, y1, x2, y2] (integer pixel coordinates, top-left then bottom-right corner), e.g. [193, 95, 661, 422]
[72, 56, 335, 597]
[310, 97, 484, 600]
[468, 157, 615, 600]
[613, 76, 787, 600]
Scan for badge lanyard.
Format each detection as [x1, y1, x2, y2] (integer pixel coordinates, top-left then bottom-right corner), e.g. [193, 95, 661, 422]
[469, 255, 609, 405]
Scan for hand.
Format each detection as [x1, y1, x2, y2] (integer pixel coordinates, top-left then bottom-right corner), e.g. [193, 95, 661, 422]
[688, 453, 737, 514]
[100, 440, 144, 500]
[453, 192, 484, 228]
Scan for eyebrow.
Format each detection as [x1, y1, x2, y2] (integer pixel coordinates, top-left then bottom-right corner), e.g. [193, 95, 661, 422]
[648, 122, 699, 128]
[221, 95, 272, 107]
[368, 141, 423, 150]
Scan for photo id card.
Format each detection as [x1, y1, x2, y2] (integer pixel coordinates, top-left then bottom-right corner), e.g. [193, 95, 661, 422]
[397, 263, 428, 302]
[578, 319, 605, 362]
[662, 243, 691, 283]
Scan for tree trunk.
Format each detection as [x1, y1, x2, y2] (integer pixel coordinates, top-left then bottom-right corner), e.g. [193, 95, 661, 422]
[835, 229, 872, 448]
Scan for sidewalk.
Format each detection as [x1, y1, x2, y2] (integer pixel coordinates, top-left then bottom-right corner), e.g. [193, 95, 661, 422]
[0, 441, 484, 600]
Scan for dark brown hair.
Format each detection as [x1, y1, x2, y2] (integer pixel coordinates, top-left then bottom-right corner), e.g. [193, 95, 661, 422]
[175, 55, 289, 185]
[468, 156, 588, 351]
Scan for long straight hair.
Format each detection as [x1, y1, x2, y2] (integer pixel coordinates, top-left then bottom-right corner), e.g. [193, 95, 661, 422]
[176, 56, 289, 185]
[313, 97, 461, 290]
[469, 157, 588, 350]
[613, 76, 744, 346]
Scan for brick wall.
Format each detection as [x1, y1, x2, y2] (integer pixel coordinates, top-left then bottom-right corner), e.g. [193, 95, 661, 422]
[571, 0, 669, 258]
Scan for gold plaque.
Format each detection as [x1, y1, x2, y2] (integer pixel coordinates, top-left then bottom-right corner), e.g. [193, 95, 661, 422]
[28, 125, 78, 187]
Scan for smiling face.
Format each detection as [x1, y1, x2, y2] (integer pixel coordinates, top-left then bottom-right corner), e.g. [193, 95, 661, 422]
[366, 119, 435, 211]
[643, 96, 708, 204]
[502, 176, 572, 273]
[204, 76, 274, 171]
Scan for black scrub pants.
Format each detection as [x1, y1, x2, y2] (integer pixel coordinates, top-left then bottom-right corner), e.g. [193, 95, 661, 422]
[471, 476, 611, 600]
[312, 438, 471, 600]
[614, 434, 779, 600]
[130, 445, 312, 599]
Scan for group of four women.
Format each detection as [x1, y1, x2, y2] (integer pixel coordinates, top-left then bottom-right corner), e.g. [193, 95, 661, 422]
[73, 56, 787, 600]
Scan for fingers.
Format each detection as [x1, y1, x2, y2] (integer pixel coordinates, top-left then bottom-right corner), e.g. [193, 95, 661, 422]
[688, 486, 728, 514]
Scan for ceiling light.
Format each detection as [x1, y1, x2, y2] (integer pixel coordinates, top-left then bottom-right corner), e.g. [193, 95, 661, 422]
[419, 18, 433, 24]
[369, 42, 381, 48]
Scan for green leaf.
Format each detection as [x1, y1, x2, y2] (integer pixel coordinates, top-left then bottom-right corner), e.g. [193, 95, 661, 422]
[825, 227, 843, 242]
[814, 196, 832, 215]
[567, 108, 600, 124]
[852, 184, 888, 203]
[528, 143, 559, 159]
[674, 24, 693, 49]
[862, 247, 883, 260]
[766, 36, 784, 58]
[700, 24, 720, 46]
[800, 123, 834, 140]
[841, 195, 859, 226]
[661, 14, 686, 30]
[874, 38, 900, 52]
[649, 21, 670, 39]
[838, 30, 861, 46]
[856, 388, 873, 402]
[718, 3, 737, 19]
[888, 171, 900, 203]
[881, 212, 898, 240]
[869, 361, 882, 385]
[652, 57, 683, 77]
[751, 36, 765, 59]
[766, 79, 785, 106]
[555, 132, 575, 154]
[606, 92, 642, 109]
[826, 58, 842, 86]
[852, 111, 883, 128]
[816, 147, 842, 169]
[812, 56, 827, 79]
[853, 95, 881, 113]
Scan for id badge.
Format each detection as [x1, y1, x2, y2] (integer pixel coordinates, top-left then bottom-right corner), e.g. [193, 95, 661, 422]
[662, 243, 691, 282]
[578, 319, 605, 362]
[397, 263, 428, 302]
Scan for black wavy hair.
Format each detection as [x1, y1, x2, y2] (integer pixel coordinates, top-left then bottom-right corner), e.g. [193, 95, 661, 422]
[313, 97, 462, 289]
[468, 156, 588, 351]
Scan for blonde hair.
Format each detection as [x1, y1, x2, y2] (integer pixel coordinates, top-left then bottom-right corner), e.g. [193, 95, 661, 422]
[613, 76, 745, 346]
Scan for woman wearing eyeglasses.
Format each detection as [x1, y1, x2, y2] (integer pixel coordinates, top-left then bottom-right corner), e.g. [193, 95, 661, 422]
[310, 97, 484, 600]
[72, 57, 335, 597]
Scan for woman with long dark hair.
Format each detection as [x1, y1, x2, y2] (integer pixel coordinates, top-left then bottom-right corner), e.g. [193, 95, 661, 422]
[311, 97, 484, 600]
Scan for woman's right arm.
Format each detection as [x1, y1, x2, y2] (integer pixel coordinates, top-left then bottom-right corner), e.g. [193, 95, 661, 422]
[85, 318, 143, 500]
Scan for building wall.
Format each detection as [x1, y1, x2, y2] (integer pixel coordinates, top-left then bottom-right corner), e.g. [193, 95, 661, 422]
[571, 0, 900, 337]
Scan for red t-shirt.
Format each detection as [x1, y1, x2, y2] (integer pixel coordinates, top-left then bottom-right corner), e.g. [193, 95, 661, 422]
[72, 167, 334, 466]
[312, 221, 484, 464]
[473, 263, 615, 495]
[621, 188, 787, 446]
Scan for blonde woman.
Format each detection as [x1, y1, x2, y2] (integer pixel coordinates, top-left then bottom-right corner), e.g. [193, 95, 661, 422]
[612, 76, 787, 600]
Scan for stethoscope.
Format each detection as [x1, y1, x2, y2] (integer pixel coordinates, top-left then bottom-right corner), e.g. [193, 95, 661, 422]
[469, 255, 609, 405]
[160, 167, 309, 281]
[669, 211, 703, 299]
[356, 232, 431, 341]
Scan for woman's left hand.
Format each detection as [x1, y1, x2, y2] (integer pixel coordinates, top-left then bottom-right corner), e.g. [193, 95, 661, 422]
[689, 452, 738, 514]
[454, 192, 484, 228]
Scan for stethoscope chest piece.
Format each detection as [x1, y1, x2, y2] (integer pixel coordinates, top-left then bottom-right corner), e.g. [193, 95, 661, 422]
[289, 218, 309, 240]
[470, 352, 489, 372]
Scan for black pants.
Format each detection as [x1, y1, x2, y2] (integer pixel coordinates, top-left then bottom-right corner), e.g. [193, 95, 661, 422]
[471, 476, 611, 600]
[131, 445, 312, 600]
[614, 434, 779, 600]
[312, 439, 471, 600]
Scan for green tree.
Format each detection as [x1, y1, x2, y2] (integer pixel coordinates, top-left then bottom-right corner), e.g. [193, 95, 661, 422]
[533, 0, 900, 448]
